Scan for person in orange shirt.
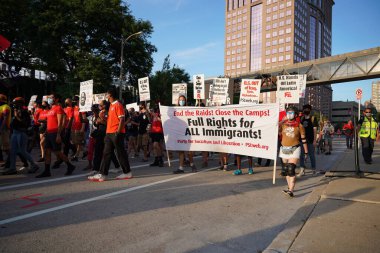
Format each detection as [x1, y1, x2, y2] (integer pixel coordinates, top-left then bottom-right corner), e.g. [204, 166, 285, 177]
[70, 96, 87, 162]
[36, 93, 75, 178]
[88, 88, 132, 182]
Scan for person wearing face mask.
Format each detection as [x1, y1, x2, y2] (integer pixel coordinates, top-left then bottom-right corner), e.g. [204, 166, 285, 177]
[357, 107, 379, 164]
[298, 104, 318, 176]
[279, 106, 308, 198]
[36, 93, 75, 178]
[173, 95, 197, 174]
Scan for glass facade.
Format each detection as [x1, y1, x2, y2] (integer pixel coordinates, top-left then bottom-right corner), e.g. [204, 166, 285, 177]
[309, 16, 316, 60]
[250, 4, 262, 72]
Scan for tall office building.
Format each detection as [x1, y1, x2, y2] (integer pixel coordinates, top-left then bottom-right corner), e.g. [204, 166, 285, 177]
[372, 80, 380, 110]
[225, 0, 334, 118]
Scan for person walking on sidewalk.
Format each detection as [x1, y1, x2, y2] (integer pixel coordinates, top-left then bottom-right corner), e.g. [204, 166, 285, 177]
[342, 119, 354, 149]
[279, 106, 308, 198]
[36, 93, 76, 178]
[298, 104, 318, 177]
[88, 88, 132, 182]
[358, 107, 379, 164]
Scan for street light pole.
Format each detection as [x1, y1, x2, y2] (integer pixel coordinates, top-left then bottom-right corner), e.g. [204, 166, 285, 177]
[119, 31, 143, 101]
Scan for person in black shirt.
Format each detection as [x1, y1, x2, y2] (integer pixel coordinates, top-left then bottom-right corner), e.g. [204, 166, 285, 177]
[298, 104, 318, 176]
[3, 98, 39, 175]
[127, 108, 139, 158]
[137, 103, 151, 162]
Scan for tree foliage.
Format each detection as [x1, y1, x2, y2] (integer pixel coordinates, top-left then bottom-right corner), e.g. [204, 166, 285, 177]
[0, 0, 156, 98]
[149, 55, 190, 105]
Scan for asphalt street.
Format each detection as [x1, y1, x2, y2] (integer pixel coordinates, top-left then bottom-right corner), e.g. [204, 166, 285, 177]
[0, 138, 348, 253]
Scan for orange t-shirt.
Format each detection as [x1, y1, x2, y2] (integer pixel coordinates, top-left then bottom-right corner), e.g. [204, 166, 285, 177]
[71, 106, 85, 131]
[64, 106, 74, 129]
[39, 109, 48, 121]
[46, 105, 64, 133]
[106, 101, 125, 134]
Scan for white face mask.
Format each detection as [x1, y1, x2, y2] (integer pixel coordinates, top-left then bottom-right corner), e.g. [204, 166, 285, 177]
[286, 112, 295, 120]
[179, 100, 185, 106]
[365, 113, 371, 117]
[47, 98, 54, 105]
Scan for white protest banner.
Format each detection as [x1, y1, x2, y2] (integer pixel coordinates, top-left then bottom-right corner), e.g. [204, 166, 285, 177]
[211, 78, 229, 105]
[138, 77, 150, 101]
[172, 83, 187, 105]
[239, 79, 261, 104]
[160, 103, 279, 160]
[93, 93, 106, 104]
[126, 102, 139, 112]
[193, 74, 205, 99]
[28, 95, 38, 110]
[276, 75, 301, 104]
[79, 79, 93, 112]
[298, 74, 307, 98]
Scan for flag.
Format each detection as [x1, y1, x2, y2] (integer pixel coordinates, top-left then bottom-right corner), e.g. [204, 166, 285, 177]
[0, 35, 11, 52]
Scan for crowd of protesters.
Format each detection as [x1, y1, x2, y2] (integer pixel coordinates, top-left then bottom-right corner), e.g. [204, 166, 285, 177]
[0, 89, 379, 198]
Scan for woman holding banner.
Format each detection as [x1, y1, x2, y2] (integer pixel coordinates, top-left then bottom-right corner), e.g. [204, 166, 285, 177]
[173, 95, 197, 173]
[279, 106, 308, 198]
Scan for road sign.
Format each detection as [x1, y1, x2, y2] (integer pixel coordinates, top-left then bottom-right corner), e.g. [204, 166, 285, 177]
[355, 88, 362, 100]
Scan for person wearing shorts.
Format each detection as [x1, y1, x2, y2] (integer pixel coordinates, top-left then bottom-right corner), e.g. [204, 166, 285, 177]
[70, 96, 87, 161]
[279, 106, 308, 198]
[36, 93, 75, 178]
[149, 105, 164, 167]
[137, 103, 150, 162]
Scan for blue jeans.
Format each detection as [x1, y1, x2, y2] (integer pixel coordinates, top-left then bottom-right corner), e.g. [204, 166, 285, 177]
[300, 142, 316, 169]
[10, 130, 36, 171]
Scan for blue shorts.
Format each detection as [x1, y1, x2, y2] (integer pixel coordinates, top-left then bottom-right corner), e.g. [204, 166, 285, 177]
[45, 132, 62, 151]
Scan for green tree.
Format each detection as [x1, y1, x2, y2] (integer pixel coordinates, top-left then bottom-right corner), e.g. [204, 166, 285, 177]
[0, 0, 156, 98]
[149, 55, 190, 105]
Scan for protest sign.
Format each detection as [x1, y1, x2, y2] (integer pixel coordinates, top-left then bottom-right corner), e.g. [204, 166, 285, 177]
[193, 74, 205, 100]
[79, 79, 93, 112]
[276, 75, 302, 104]
[211, 78, 229, 105]
[93, 93, 106, 104]
[239, 79, 261, 104]
[42, 95, 48, 102]
[160, 103, 279, 160]
[298, 75, 307, 98]
[138, 77, 150, 101]
[126, 102, 139, 112]
[28, 95, 38, 110]
[172, 83, 187, 105]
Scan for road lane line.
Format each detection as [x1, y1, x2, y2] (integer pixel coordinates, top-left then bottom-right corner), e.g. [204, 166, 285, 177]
[0, 158, 184, 191]
[0, 167, 216, 225]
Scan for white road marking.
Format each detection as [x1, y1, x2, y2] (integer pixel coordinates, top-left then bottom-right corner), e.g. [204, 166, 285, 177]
[0, 167, 216, 225]
[0, 158, 184, 191]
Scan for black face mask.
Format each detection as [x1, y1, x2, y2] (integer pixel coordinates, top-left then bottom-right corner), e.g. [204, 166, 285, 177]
[41, 105, 47, 109]
[303, 110, 310, 115]
[72, 102, 77, 106]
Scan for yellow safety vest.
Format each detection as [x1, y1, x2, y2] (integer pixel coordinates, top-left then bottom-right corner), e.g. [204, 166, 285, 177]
[359, 117, 378, 139]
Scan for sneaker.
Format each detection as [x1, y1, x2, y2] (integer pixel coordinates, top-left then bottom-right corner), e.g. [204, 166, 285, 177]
[82, 151, 88, 159]
[173, 169, 184, 174]
[64, 164, 76, 176]
[88, 170, 98, 176]
[36, 170, 51, 178]
[223, 166, 229, 172]
[233, 169, 242, 175]
[88, 173, 106, 182]
[282, 189, 294, 198]
[191, 164, 197, 173]
[2, 169, 17, 175]
[109, 168, 121, 173]
[297, 167, 305, 177]
[18, 166, 28, 172]
[28, 165, 40, 174]
[116, 172, 133, 180]
[248, 168, 254, 175]
[52, 160, 62, 169]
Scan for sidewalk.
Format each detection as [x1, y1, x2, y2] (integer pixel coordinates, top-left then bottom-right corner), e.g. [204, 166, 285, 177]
[264, 143, 380, 253]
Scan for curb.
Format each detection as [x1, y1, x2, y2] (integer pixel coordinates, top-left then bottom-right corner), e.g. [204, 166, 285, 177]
[262, 178, 330, 253]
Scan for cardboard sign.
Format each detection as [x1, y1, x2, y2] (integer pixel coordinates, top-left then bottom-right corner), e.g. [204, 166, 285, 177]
[79, 79, 93, 112]
[138, 77, 150, 101]
[193, 74, 205, 99]
[239, 79, 261, 104]
[172, 83, 187, 105]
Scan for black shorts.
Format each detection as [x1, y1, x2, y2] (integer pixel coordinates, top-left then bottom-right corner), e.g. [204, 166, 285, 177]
[45, 132, 62, 151]
[151, 133, 163, 143]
